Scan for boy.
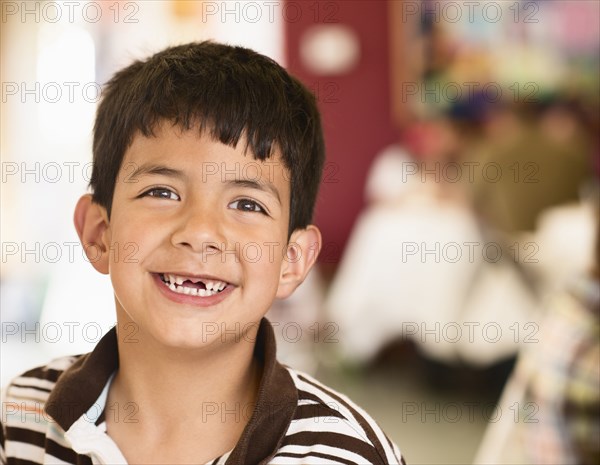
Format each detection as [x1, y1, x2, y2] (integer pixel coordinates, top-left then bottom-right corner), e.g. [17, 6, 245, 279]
[1, 42, 404, 465]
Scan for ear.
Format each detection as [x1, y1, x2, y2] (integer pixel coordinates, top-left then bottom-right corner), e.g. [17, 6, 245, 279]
[276, 225, 322, 299]
[74, 194, 111, 275]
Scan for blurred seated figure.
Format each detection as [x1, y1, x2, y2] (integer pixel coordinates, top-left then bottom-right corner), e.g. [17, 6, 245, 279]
[524, 271, 599, 464]
[324, 142, 540, 367]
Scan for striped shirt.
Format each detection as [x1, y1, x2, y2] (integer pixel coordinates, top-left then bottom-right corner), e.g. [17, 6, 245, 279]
[1, 318, 405, 464]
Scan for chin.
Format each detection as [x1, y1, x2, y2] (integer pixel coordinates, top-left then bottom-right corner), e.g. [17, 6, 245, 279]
[154, 333, 213, 351]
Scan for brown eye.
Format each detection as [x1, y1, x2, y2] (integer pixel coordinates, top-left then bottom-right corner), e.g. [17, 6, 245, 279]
[229, 199, 266, 214]
[143, 188, 180, 200]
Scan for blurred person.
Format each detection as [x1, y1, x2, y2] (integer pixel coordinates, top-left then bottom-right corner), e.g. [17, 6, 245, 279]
[0, 42, 403, 465]
[325, 125, 539, 370]
[475, 203, 599, 465]
[465, 101, 592, 234]
[323, 130, 482, 365]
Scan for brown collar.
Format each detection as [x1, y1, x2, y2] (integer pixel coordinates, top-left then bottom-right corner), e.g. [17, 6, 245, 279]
[45, 318, 298, 464]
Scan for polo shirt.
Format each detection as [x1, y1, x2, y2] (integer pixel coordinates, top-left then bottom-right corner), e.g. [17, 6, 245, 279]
[1, 318, 405, 464]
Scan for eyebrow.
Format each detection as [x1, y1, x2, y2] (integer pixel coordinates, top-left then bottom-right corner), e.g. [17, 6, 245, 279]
[127, 163, 186, 181]
[228, 179, 281, 205]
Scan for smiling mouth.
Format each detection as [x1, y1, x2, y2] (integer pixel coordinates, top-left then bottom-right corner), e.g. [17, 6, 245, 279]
[159, 273, 229, 297]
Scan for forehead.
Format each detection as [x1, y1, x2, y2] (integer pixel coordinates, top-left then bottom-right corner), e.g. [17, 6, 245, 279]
[121, 121, 291, 192]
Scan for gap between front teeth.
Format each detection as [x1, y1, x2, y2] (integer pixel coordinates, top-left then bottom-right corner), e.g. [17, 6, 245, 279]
[167, 282, 221, 297]
[162, 274, 227, 297]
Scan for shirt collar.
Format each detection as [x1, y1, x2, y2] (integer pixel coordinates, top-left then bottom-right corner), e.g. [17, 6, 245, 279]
[45, 318, 298, 464]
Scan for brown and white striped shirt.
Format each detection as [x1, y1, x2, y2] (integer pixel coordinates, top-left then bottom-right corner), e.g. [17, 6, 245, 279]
[1, 318, 405, 464]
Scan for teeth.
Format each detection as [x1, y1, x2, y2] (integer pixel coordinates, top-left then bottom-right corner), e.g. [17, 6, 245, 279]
[161, 273, 227, 297]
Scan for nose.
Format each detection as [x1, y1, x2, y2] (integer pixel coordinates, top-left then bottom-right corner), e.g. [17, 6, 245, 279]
[170, 199, 227, 256]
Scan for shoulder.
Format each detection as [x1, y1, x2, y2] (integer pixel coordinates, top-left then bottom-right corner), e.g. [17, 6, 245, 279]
[1, 355, 81, 442]
[273, 367, 405, 465]
[2, 355, 80, 405]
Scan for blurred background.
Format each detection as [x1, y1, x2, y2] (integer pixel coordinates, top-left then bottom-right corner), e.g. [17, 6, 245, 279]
[1, 1, 599, 463]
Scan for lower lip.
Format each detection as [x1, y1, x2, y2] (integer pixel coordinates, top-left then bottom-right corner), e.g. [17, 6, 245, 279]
[152, 273, 235, 307]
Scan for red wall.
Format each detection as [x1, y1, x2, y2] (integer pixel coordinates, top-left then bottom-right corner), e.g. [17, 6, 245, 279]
[285, 0, 398, 266]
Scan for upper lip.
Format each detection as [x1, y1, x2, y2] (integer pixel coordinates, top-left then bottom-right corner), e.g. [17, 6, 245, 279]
[155, 271, 232, 285]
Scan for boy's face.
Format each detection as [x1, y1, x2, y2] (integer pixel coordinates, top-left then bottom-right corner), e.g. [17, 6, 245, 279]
[96, 121, 303, 349]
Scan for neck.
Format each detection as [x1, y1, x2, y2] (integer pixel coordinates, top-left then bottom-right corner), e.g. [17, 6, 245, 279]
[108, 314, 262, 437]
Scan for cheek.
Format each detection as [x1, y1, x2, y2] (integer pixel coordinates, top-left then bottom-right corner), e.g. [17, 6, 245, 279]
[109, 208, 163, 248]
[106, 230, 139, 270]
[230, 220, 288, 257]
[244, 244, 285, 289]
[105, 216, 163, 280]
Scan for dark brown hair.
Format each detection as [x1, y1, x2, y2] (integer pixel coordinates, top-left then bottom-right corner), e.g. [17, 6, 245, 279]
[90, 41, 325, 237]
